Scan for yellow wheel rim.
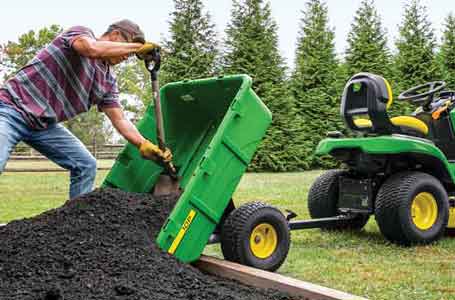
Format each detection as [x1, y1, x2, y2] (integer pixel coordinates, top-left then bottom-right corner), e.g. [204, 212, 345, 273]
[249, 223, 278, 259]
[411, 192, 438, 230]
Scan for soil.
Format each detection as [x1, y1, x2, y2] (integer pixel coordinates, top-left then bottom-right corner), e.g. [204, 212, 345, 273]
[0, 188, 298, 300]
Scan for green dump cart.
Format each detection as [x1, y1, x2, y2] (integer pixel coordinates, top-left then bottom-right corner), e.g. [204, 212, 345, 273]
[103, 75, 291, 271]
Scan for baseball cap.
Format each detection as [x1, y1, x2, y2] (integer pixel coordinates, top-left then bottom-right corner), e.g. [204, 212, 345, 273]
[107, 19, 145, 43]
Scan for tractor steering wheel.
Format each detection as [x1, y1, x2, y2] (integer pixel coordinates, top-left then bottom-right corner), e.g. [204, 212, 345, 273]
[398, 81, 446, 109]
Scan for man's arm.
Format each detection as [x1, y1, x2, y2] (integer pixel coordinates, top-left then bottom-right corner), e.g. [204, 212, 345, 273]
[102, 106, 145, 147]
[72, 36, 141, 59]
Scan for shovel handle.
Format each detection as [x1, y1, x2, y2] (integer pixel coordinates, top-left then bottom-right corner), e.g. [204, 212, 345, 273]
[151, 79, 166, 151]
[165, 161, 178, 180]
[145, 59, 178, 180]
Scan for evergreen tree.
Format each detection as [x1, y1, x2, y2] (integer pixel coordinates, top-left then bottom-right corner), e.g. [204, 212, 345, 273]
[290, 0, 341, 169]
[345, 0, 390, 77]
[161, 0, 219, 84]
[439, 13, 455, 89]
[395, 0, 438, 93]
[224, 0, 298, 171]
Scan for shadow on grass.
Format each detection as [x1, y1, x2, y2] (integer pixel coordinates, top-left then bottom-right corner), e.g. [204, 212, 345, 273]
[290, 227, 394, 251]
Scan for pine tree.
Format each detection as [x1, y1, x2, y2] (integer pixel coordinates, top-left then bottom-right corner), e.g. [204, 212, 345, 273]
[223, 0, 298, 171]
[161, 0, 219, 84]
[439, 13, 455, 89]
[290, 0, 341, 169]
[395, 0, 438, 93]
[345, 0, 390, 77]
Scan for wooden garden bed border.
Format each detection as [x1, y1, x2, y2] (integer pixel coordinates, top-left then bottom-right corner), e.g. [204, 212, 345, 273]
[194, 255, 367, 300]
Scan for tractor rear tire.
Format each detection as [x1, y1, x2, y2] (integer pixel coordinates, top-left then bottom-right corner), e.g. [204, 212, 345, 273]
[220, 202, 290, 272]
[375, 171, 449, 245]
[308, 169, 369, 230]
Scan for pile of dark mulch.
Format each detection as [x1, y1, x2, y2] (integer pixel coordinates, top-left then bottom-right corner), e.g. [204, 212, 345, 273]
[0, 188, 296, 300]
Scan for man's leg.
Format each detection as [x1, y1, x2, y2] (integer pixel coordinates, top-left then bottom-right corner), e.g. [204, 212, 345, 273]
[0, 103, 29, 173]
[26, 124, 97, 199]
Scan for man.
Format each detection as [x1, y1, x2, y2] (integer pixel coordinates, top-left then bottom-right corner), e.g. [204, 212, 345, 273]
[0, 20, 171, 199]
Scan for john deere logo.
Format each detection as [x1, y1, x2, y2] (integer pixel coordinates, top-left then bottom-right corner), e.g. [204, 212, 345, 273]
[181, 94, 195, 102]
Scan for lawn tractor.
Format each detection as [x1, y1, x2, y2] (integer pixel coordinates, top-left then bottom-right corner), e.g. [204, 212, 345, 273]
[306, 72, 455, 246]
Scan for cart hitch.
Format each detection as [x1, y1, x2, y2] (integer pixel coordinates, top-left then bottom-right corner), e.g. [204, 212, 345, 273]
[285, 209, 298, 222]
[288, 214, 358, 230]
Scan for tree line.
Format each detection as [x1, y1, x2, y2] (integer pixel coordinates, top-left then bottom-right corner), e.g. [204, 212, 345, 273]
[2, 0, 455, 171]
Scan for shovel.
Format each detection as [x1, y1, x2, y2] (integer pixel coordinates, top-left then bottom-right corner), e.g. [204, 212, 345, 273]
[144, 50, 182, 198]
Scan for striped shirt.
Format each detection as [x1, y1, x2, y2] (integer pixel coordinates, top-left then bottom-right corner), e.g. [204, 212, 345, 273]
[0, 26, 120, 130]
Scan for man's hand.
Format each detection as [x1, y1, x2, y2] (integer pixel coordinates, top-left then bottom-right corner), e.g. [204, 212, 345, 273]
[139, 140, 173, 163]
[136, 42, 160, 60]
[160, 148, 173, 163]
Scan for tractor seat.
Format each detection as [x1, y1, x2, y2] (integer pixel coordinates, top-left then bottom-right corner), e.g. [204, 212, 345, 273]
[353, 116, 429, 135]
[341, 73, 429, 136]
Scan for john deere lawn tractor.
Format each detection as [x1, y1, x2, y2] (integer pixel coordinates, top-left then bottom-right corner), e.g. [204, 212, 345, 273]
[308, 72, 455, 245]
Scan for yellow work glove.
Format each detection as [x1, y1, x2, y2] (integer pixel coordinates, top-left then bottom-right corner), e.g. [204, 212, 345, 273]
[136, 42, 160, 60]
[139, 140, 173, 163]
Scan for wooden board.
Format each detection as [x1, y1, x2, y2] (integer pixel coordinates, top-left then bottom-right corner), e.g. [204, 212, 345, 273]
[194, 255, 367, 300]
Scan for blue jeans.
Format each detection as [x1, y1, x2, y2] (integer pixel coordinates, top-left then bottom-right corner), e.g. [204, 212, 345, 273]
[0, 102, 97, 199]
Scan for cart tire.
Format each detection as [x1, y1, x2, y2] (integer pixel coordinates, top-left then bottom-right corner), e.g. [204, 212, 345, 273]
[220, 202, 290, 272]
[375, 171, 449, 245]
[308, 169, 369, 230]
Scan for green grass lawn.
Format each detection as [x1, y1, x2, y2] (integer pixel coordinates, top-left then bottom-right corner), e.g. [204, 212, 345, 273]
[1, 168, 455, 300]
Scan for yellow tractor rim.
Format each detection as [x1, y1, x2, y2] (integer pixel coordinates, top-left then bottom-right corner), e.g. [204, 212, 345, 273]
[411, 192, 438, 230]
[249, 223, 278, 259]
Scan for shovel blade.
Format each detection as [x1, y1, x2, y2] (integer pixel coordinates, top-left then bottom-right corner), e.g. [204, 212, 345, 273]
[152, 174, 182, 198]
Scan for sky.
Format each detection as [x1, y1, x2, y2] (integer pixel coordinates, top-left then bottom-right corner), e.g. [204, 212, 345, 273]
[0, 0, 452, 67]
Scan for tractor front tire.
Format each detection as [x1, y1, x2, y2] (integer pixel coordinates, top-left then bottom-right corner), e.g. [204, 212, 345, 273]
[308, 169, 369, 230]
[375, 171, 449, 245]
[220, 202, 290, 272]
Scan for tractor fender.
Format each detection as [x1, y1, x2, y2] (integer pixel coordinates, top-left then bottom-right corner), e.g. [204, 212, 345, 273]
[316, 135, 455, 184]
